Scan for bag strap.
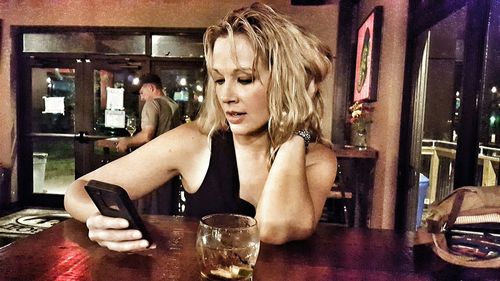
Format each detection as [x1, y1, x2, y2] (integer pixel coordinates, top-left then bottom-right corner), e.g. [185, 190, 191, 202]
[445, 189, 466, 230]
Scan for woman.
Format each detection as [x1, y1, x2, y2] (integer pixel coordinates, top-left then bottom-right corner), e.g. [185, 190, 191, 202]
[64, 2, 337, 252]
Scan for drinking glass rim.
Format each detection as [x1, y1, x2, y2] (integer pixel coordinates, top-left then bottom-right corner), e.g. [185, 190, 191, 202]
[200, 213, 257, 229]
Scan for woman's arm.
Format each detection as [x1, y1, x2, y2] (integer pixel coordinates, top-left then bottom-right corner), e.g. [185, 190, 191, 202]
[64, 123, 208, 221]
[64, 123, 208, 251]
[65, 137, 177, 222]
[255, 136, 337, 244]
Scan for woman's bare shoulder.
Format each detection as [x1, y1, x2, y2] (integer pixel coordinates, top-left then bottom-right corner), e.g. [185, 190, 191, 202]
[305, 143, 337, 193]
[156, 122, 211, 192]
[167, 121, 205, 136]
[135, 122, 208, 169]
[306, 142, 337, 170]
[155, 122, 208, 147]
[306, 143, 337, 181]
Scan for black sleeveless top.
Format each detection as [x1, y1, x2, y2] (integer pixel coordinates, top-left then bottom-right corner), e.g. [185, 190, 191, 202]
[183, 130, 256, 218]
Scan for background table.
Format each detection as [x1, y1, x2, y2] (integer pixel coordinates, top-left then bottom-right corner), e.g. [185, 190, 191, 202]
[0, 216, 498, 280]
[332, 145, 378, 227]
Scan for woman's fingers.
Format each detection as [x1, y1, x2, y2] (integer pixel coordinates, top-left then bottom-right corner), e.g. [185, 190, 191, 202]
[88, 228, 142, 242]
[86, 214, 129, 230]
[85, 214, 151, 251]
[97, 239, 150, 252]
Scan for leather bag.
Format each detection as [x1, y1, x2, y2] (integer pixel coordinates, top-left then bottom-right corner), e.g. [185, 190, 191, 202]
[417, 186, 500, 268]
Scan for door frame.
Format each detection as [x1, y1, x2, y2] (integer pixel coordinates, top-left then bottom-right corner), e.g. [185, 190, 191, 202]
[16, 55, 150, 208]
[17, 55, 85, 207]
[396, 0, 490, 230]
[80, 56, 148, 173]
[12, 26, 205, 209]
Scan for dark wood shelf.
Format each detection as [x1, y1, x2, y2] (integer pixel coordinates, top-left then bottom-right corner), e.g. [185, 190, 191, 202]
[333, 144, 378, 159]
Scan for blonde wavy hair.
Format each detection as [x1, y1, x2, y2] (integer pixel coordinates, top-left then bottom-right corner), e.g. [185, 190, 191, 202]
[196, 2, 332, 164]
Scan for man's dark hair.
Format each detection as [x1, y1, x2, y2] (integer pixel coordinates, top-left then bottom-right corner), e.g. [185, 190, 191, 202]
[139, 73, 163, 89]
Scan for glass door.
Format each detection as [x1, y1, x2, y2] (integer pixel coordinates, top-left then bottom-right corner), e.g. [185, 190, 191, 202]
[408, 6, 472, 229]
[28, 60, 79, 197]
[87, 59, 144, 168]
[401, 0, 491, 230]
[19, 56, 144, 207]
[151, 61, 206, 122]
[414, 7, 466, 212]
[477, 0, 500, 185]
[19, 57, 82, 206]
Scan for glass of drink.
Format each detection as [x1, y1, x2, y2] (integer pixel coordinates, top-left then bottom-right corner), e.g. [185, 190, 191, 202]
[196, 214, 260, 281]
[126, 116, 137, 137]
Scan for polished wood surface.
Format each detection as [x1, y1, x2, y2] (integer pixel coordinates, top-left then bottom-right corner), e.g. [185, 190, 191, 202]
[0, 216, 498, 280]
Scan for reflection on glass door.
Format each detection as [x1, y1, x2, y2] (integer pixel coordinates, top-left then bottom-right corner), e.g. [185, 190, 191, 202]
[31, 67, 76, 195]
[477, 0, 500, 186]
[90, 60, 142, 167]
[152, 61, 206, 122]
[23, 58, 144, 205]
[411, 7, 466, 228]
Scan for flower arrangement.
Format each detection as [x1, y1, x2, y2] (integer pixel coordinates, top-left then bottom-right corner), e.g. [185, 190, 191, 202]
[349, 101, 374, 133]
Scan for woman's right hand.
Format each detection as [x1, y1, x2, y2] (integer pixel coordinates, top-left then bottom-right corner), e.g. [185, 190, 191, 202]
[85, 213, 152, 252]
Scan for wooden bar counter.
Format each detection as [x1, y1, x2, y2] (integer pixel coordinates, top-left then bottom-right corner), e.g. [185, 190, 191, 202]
[0, 216, 498, 280]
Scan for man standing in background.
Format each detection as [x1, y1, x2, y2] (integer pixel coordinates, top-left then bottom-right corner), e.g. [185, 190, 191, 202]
[116, 73, 181, 215]
[116, 73, 180, 152]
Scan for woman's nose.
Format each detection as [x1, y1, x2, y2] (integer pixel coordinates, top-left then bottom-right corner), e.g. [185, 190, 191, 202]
[219, 83, 237, 103]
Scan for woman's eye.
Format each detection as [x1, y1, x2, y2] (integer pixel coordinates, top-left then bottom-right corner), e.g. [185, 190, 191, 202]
[238, 78, 253, 85]
[214, 79, 224, 85]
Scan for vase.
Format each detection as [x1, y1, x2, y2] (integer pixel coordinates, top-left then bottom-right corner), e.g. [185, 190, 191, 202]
[351, 127, 369, 149]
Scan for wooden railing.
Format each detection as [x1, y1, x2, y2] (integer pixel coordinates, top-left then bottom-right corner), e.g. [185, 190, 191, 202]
[421, 139, 500, 204]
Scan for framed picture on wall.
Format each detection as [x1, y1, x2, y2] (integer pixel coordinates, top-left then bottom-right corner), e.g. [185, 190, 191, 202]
[353, 6, 383, 102]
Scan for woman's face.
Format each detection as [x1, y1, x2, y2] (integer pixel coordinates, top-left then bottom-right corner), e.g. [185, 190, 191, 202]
[210, 34, 270, 137]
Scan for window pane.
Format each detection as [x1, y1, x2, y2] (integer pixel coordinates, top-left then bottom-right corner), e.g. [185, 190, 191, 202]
[33, 138, 75, 195]
[93, 68, 140, 137]
[152, 35, 204, 58]
[416, 7, 466, 228]
[155, 64, 206, 120]
[477, 0, 500, 185]
[24, 33, 146, 54]
[95, 34, 146, 54]
[24, 33, 95, 53]
[32, 67, 76, 133]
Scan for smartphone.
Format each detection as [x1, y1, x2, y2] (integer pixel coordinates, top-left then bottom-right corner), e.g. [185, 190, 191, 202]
[84, 180, 152, 246]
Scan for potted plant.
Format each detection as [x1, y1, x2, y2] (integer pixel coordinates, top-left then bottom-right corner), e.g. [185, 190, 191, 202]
[349, 101, 374, 148]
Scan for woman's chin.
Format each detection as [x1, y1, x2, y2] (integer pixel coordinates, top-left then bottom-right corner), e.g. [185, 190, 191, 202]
[229, 124, 268, 137]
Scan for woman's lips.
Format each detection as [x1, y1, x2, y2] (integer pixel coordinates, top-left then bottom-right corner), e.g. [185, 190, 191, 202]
[226, 111, 246, 124]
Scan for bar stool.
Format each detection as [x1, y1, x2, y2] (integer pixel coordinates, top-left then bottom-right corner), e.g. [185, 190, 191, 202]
[328, 185, 353, 226]
[324, 164, 353, 226]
